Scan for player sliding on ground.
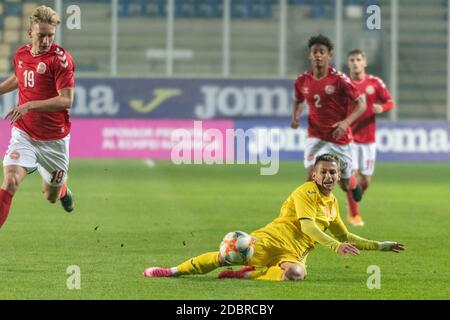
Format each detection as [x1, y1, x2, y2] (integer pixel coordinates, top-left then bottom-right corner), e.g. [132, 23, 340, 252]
[143, 154, 404, 281]
[0, 6, 75, 229]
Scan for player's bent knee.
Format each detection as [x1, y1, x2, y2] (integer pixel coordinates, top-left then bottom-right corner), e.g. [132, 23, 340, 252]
[283, 264, 306, 281]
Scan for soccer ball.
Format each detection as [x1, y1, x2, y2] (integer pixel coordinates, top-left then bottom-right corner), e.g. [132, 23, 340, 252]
[219, 231, 254, 265]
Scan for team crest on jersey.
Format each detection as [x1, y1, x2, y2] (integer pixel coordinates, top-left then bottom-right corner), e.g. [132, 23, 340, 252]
[321, 205, 335, 219]
[366, 85, 375, 95]
[10, 150, 20, 160]
[303, 87, 309, 94]
[37, 62, 47, 74]
[325, 85, 335, 95]
[328, 206, 336, 219]
[18, 60, 23, 68]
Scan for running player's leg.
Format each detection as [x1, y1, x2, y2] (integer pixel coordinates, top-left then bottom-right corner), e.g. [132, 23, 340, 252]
[2, 165, 28, 195]
[347, 144, 374, 227]
[330, 142, 363, 201]
[347, 142, 377, 226]
[1, 128, 38, 228]
[360, 174, 372, 192]
[40, 170, 73, 212]
[346, 143, 363, 224]
[358, 142, 376, 192]
[35, 136, 73, 211]
[41, 179, 63, 203]
[0, 166, 28, 228]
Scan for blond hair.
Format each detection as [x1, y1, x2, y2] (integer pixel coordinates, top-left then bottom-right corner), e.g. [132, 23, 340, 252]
[29, 5, 61, 28]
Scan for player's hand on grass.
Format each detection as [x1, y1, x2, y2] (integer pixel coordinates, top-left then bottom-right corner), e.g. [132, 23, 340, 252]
[332, 120, 350, 140]
[378, 241, 405, 253]
[5, 104, 30, 123]
[338, 243, 360, 256]
[373, 104, 383, 114]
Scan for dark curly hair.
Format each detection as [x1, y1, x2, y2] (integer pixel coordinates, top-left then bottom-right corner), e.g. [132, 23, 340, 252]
[308, 34, 334, 52]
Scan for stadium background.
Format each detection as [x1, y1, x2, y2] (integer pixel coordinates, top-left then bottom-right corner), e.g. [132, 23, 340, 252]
[0, 0, 449, 300]
[1, 0, 449, 162]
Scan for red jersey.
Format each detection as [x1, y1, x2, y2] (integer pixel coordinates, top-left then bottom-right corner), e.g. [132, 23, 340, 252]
[13, 43, 75, 140]
[294, 67, 360, 145]
[350, 74, 392, 144]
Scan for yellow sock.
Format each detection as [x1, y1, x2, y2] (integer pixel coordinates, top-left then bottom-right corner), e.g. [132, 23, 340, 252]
[253, 266, 285, 281]
[242, 266, 267, 279]
[176, 252, 220, 275]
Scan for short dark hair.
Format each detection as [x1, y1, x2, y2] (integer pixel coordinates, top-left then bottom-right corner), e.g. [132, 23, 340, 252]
[347, 48, 366, 58]
[308, 34, 334, 52]
[314, 153, 340, 168]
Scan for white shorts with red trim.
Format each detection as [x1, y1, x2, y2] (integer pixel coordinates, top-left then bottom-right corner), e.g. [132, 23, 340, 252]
[304, 137, 353, 179]
[351, 142, 376, 176]
[3, 127, 70, 186]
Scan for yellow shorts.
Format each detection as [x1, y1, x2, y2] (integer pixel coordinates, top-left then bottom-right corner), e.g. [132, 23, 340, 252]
[248, 220, 313, 269]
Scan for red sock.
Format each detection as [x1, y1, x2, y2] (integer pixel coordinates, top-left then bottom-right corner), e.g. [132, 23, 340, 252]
[349, 175, 357, 189]
[0, 189, 14, 229]
[347, 190, 360, 217]
[59, 184, 67, 199]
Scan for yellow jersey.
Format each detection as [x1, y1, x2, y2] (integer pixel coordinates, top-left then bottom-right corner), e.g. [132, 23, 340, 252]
[270, 181, 347, 248]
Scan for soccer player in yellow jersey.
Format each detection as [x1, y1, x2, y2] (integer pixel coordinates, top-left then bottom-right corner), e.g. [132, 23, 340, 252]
[143, 154, 404, 281]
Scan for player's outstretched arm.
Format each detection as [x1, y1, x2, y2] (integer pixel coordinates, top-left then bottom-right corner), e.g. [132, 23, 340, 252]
[0, 75, 18, 96]
[337, 233, 405, 253]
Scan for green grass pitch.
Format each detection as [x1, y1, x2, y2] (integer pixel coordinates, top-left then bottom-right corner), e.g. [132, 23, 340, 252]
[0, 160, 449, 299]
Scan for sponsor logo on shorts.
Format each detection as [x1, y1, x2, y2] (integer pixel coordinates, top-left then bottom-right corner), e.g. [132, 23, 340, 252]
[10, 151, 20, 160]
[325, 85, 335, 95]
[37, 62, 47, 74]
[366, 85, 375, 95]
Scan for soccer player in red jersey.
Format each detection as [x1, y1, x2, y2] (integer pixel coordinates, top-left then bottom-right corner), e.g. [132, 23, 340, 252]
[0, 6, 75, 229]
[345, 49, 395, 227]
[291, 35, 366, 200]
